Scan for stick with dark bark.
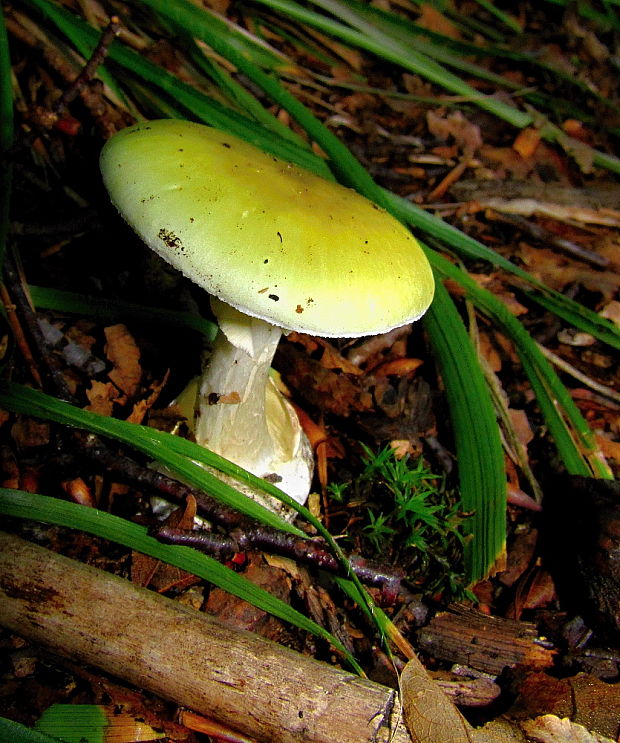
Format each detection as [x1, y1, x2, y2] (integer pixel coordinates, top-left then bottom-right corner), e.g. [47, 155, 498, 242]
[58, 431, 406, 603]
[2, 247, 75, 401]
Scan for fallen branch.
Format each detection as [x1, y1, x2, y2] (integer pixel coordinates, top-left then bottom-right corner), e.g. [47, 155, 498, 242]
[50, 431, 406, 602]
[4, 531, 592, 742]
[0, 530, 411, 743]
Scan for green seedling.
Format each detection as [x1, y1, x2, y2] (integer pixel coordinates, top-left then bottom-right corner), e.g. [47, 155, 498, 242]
[334, 444, 468, 597]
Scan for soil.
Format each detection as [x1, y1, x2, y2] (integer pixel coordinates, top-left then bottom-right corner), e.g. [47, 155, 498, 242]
[0, 1, 619, 741]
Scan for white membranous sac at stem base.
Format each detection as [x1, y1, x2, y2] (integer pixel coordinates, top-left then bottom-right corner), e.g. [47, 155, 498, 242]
[192, 297, 314, 516]
[99, 119, 435, 515]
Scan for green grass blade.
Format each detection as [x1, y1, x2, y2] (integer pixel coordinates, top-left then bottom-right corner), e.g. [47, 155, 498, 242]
[29, 285, 218, 340]
[262, 0, 532, 126]
[470, 0, 523, 33]
[0, 718, 62, 743]
[0, 489, 362, 672]
[427, 249, 612, 479]
[183, 37, 303, 146]
[162, 1, 291, 72]
[0, 381, 302, 534]
[256, 0, 615, 125]
[422, 279, 506, 582]
[382, 190, 620, 350]
[256, 0, 620, 174]
[254, 0, 517, 92]
[353, 0, 609, 98]
[0, 382, 387, 646]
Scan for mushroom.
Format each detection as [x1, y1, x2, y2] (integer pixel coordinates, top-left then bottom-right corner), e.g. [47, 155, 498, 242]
[100, 119, 435, 514]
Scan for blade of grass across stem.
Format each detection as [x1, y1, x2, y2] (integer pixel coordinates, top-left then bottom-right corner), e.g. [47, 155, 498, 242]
[0, 488, 362, 673]
[0, 382, 388, 650]
[0, 382, 300, 534]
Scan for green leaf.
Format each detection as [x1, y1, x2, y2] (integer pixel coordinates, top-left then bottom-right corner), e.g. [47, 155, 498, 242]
[0, 718, 62, 743]
[35, 706, 108, 743]
[29, 285, 218, 341]
[423, 279, 506, 582]
[34, 705, 165, 743]
[0, 489, 362, 672]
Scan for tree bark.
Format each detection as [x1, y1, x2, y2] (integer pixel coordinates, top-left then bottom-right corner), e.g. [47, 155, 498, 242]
[0, 531, 412, 743]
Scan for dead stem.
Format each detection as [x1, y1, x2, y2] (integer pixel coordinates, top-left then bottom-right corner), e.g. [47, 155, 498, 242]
[55, 431, 406, 603]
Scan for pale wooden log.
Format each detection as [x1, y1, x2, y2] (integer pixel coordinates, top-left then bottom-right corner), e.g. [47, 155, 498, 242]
[0, 531, 412, 743]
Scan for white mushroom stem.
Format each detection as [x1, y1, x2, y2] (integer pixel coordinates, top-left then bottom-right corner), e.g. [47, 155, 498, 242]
[193, 298, 313, 509]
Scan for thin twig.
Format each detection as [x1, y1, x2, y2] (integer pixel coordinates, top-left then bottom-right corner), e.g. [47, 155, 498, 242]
[0, 282, 42, 388]
[57, 432, 406, 603]
[52, 16, 121, 117]
[2, 247, 75, 401]
[538, 342, 620, 404]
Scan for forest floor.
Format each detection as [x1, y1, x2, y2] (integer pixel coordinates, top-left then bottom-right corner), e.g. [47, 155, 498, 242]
[1, 1, 619, 741]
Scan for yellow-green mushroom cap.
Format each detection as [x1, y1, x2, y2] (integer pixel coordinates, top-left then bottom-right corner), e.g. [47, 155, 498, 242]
[100, 119, 434, 337]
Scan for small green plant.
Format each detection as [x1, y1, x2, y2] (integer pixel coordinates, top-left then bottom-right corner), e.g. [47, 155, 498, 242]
[363, 510, 396, 551]
[326, 480, 349, 503]
[334, 444, 468, 596]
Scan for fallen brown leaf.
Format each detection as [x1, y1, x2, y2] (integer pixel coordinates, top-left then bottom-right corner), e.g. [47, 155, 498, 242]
[104, 323, 142, 398]
[513, 127, 542, 159]
[85, 379, 117, 416]
[427, 109, 482, 154]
